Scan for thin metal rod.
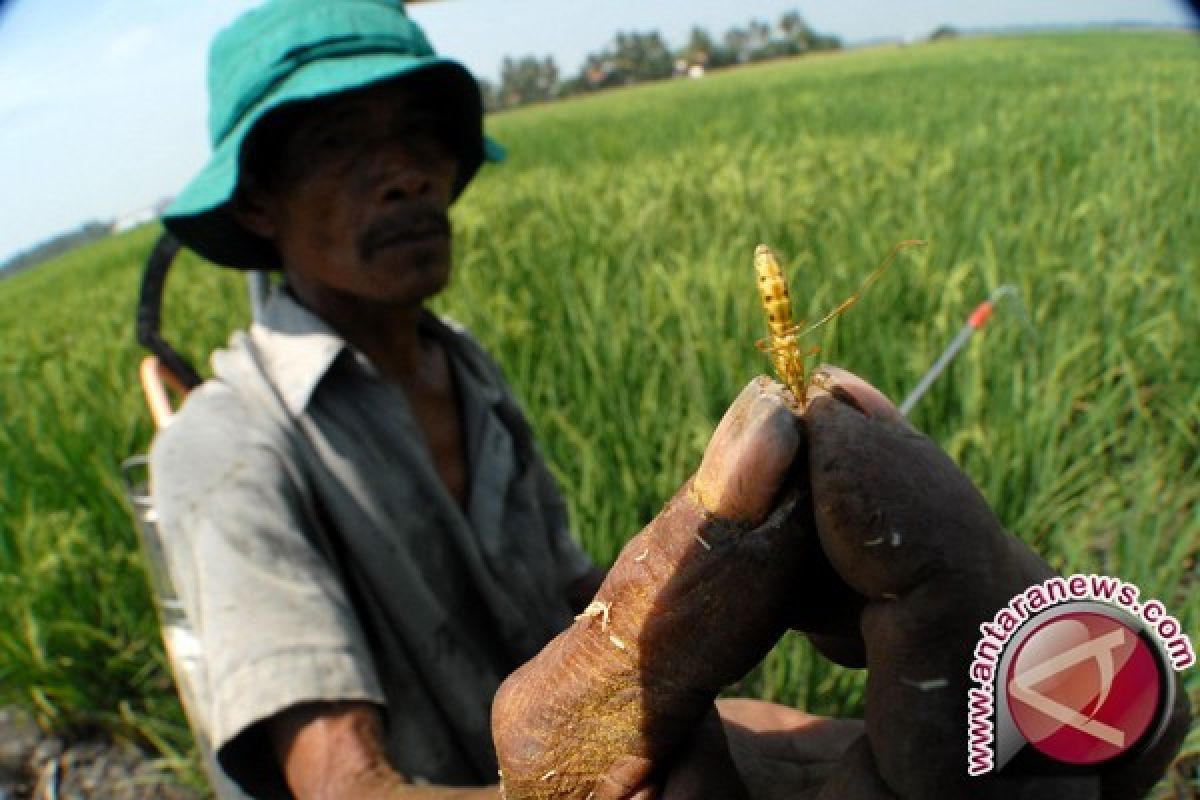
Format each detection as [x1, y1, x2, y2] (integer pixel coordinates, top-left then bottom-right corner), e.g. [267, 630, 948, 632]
[899, 323, 975, 416]
[898, 285, 1022, 417]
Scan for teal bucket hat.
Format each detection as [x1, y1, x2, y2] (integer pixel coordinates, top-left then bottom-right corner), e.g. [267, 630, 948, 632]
[163, 0, 504, 270]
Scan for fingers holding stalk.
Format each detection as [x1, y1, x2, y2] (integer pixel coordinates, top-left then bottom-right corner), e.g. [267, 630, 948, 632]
[492, 370, 989, 799]
[496, 367, 1184, 799]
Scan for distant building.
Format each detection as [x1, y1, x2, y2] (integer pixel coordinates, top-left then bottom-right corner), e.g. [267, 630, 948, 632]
[674, 58, 706, 80]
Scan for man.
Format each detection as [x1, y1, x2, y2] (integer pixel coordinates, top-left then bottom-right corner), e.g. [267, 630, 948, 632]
[156, 1, 617, 795]
[152, 1, 1188, 798]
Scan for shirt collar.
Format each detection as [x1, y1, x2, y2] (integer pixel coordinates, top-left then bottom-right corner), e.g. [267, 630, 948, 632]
[246, 287, 351, 415]
[244, 285, 505, 415]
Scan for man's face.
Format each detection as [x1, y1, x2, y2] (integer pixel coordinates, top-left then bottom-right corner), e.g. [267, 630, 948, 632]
[239, 79, 460, 307]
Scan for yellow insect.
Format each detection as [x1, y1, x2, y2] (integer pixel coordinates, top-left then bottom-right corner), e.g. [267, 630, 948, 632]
[754, 240, 925, 404]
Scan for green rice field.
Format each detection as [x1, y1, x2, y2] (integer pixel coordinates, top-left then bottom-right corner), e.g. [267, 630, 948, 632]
[1, 31, 1196, 793]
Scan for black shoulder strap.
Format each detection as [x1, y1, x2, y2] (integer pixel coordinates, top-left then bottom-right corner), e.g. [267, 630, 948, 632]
[136, 232, 203, 389]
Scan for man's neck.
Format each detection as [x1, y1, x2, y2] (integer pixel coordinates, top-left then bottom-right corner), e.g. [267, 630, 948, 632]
[285, 282, 435, 390]
[283, 281, 470, 507]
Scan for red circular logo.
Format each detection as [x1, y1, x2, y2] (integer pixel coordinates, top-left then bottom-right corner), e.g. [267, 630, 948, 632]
[1005, 611, 1161, 765]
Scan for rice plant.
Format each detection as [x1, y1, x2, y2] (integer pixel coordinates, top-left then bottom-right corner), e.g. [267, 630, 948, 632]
[1, 31, 1195, 795]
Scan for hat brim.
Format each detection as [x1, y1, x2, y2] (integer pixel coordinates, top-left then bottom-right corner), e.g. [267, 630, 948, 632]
[164, 55, 504, 270]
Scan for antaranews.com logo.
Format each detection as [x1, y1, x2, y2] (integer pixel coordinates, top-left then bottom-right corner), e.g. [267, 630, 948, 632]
[967, 574, 1194, 775]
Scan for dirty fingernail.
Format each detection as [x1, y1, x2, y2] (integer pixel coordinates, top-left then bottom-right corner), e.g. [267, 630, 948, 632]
[694, 377, 800, 524]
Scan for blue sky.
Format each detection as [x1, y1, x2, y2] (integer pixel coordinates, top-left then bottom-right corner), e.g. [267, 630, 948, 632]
[0, 0, 1194, 263]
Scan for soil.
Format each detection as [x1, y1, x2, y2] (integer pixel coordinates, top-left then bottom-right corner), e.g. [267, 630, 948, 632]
[0, 709, 204, 800]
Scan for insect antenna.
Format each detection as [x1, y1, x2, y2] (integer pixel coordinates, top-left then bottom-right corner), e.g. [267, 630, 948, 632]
[794, 240, 925, 340]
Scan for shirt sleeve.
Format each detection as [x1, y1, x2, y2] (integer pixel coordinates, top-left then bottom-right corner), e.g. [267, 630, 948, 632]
[150, 384, 384, 798]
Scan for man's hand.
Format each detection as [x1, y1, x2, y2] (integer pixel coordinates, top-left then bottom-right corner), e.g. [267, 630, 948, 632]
[271, 701, 500, 799]
[716, 698, 863, 800]
[493, 378, 816, 799]
[798, 367, 1191, 799]
[494, 370, 1190, 799]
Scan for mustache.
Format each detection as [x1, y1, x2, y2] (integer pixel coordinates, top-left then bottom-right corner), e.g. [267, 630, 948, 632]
[358, 207, 451, 260]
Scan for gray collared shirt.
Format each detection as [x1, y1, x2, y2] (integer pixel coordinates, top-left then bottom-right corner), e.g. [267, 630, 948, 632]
[150, 288, 594, 797]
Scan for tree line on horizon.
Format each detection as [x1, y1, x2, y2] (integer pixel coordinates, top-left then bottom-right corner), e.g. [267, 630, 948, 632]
[0, 221, 112, 279]
[0, 12, 941, 278]
[480, 10, 845, 111]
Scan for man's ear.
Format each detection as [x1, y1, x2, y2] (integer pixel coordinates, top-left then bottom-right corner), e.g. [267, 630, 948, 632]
[230, 177, 279, 240]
